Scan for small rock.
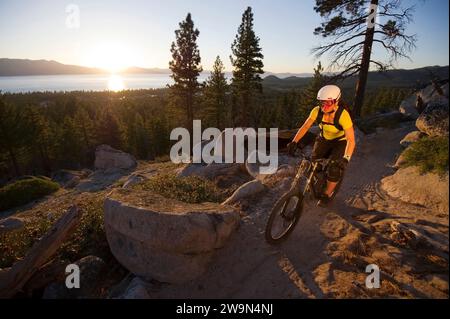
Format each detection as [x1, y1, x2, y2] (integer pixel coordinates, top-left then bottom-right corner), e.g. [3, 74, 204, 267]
[120, 277, 151, 299]
[222, 180, 266, 205]
[64, 176, 80, 189]
[51, 169, 83, 187]
[42, 255, 106, 299]
[393, 151, 408, 169]
[122, 174, 146, 189]
[0, 217, 25, 234]
[399, 131, 425, 148]
[95, 144, 137, 170]
[399, 94, 419, 119]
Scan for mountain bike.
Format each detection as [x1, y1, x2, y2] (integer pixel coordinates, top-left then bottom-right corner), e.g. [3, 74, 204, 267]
[265, 154, 343, 244]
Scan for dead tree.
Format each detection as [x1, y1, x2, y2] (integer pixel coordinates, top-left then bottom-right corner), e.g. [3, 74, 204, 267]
[312, 0, 417, 117]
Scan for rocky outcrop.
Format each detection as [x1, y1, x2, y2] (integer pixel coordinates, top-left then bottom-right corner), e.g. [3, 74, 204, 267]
[381, 166, 449, 214]
[399, 82, 449, 119]
[417, 82, 449, 106]
[95, 145, 137, 170]
[104, 189, 240, 284]
[399, 94, 420, 118]
[415, 100, 449, 137]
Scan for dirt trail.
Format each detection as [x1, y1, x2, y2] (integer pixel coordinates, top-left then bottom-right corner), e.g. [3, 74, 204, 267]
[3, 122, 446, 298]
[147, 122, 448, 298]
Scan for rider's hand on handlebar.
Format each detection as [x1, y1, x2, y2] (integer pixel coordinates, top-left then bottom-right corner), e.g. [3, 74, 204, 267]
[287, 141, 299, 156]
[336, 157, 349, 169]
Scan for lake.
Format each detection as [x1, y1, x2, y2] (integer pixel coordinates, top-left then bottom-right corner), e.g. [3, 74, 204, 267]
[0, 73, 212, 93]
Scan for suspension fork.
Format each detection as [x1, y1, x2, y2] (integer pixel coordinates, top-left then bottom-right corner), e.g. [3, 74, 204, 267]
[302, 162, 319, 196]
[291, 160, 318, 196]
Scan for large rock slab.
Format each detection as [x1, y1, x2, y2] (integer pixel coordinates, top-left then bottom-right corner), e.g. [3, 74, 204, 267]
[95, 145, 137, 170]
[104, 189, 240, 284]
[381, 166, 449, 214]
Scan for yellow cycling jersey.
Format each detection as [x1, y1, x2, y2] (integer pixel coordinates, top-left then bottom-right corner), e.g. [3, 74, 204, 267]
[309, 106, 353, 141]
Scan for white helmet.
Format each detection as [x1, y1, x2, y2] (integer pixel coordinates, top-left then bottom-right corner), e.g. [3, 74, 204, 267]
[317, 85, 341, 101]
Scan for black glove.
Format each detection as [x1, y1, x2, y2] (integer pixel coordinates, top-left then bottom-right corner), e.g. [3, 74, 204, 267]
[337, 157, 349, 170]
[287, 141, 298, 156]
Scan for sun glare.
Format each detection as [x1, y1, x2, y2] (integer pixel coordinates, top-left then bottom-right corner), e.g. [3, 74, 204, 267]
[108, 74, 125, 91]
[86, 43, 140, 73]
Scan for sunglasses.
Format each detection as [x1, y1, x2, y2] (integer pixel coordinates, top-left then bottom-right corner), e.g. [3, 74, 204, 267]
[319, 100, 335, 107]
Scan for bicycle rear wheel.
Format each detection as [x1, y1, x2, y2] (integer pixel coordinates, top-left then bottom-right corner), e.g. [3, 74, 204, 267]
[265, 190, 304, 244]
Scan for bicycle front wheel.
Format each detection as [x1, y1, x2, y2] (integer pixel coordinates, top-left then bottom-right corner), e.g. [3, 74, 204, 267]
[265, 190, 304, 244]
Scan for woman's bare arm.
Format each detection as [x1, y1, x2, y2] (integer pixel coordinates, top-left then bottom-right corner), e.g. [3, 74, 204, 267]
[292, 117, 315, 143]
[343, 126, 356, 160]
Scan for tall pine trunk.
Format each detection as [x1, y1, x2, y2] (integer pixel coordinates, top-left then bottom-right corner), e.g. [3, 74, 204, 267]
[353, 0, 378, 118]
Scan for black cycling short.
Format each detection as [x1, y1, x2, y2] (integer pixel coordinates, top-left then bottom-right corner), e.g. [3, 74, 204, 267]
[311, 136, 347, 182]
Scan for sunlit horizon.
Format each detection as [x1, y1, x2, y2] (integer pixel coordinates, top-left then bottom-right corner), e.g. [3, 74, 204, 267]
[81, 42, 146, 73]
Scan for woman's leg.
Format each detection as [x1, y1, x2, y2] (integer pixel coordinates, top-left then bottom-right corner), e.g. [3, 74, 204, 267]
[323, 181, 338, 197]
[323, 140, 347, 197]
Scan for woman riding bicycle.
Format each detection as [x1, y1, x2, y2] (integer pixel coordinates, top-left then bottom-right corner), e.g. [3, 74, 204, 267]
[287, 85, 356, 206]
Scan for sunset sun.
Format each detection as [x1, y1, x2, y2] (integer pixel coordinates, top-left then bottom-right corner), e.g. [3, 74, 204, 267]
[86, 43, 140, 73]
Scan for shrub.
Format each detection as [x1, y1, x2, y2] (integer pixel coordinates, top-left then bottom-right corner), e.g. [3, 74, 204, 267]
[0, 176, 59, 211]
[0, 195, 108, 269]
[402, 136, 449, 175]
[135, 173, 226, 203]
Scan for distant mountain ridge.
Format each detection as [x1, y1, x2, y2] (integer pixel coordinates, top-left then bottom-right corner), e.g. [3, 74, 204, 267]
[263, 65, 449, 90]
[0, 58, 313, 77]
[0, 58, 171, 76]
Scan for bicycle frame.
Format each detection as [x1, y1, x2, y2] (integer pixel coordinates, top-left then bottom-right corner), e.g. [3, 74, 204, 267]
[292, 157, 330, 199]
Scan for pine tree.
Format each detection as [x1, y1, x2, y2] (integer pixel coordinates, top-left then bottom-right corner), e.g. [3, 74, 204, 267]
[23, 105, 54, 174]
[299, 61, 327, 121]
[56, 116, 83, 168]
[133, 113, 151, 159]
[169, 13, 202, 136]
[303, 62, 326, 106]
[74, 108, 96, 165]
[203, 56, 228, 129]
[230, 6, 264, 127]
[0, 96, 24, 176]
[95, 108, 123, 149]
[148, 115, 170, 159]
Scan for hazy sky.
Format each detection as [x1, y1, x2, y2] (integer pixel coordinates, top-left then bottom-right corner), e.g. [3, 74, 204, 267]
[0, 0, 448, 73]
